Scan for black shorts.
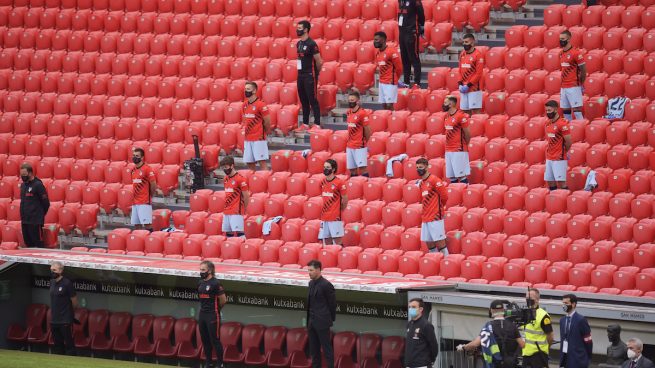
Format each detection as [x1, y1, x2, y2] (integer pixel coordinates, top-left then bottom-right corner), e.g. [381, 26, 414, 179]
[522, 352, 549, 368]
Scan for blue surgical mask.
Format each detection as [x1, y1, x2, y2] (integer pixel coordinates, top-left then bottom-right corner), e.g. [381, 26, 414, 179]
[408, 307, 418, 319]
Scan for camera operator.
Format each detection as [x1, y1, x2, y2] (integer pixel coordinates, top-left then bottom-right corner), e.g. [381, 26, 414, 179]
[522, 289, 555, 368]
[459, 300, 525, 368]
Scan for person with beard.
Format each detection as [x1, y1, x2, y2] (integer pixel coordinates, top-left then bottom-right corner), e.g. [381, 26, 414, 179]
[543, 100, 572, 191]
[220, 156, 249, 237]
[130, 148, 157, 230]
[416, 157, 449, 255]
[242, 81, 271, 171]
[198, 261, 227, 368]
[443, 95, 471, 184]
[373, 31, 403, 110]
[19, 163, 50, 247]
[318, 159, 348, 246]
[458, 34, 485, 114]
[345, 91, 371, 177]
[295, 20, 322, 129]
[560, 294, 593, 368]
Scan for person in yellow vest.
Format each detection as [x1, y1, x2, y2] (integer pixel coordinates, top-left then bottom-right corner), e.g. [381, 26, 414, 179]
[521, 289, 555, 368]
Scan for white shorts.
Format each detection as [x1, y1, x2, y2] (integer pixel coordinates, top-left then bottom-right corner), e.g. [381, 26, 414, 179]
[544, 159, 568, 182]
[131, 204, 152, 225]
[378, 83, 398, 104]
[421, 220, 446, 242]
[318, 221, 344, 240]
[460, 91, 483, 110]
[560, 86, 583, 109]
[346, 147, 368, 169]
[243, 140, 269, 163]
[445, 152, 471, 179]
[222, 214, 244, 233]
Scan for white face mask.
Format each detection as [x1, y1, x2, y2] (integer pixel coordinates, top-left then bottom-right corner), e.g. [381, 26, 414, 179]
[627, 349, 638, 360]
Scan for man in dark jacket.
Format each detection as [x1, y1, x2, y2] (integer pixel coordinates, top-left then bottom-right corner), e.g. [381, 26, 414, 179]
[405, 298, 439, 368]
[560, 294, 593, 368]
[398, 0, 425, 87]
[306, 260, 336, 368]
[20, 163, 50, 248]
[50, 261, 78, 356]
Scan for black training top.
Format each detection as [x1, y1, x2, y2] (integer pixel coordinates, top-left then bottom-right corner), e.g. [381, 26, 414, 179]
[198, 277, 225, 314]
[50, 277, 76, 325]
[296, 37, 320, 76]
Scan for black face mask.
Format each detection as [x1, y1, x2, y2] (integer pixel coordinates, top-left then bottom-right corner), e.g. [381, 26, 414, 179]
[348, 102, 357, 108]
[223, 167, 232, 176]
[200, 272, 209, 279]
[132, 156, 142, 164]
[373, 41, 383, 49]
[245, 91, 254, 98]
[417, 168, 427, 177]
[323, 168, 332, 176]
[442, 104, 450, 112]
[559, 40, 568, 47]
[546, 112, 557, 119]
[563, 304, 573, 313]
[296, 29, 305, 37]
[463, 44, 472, 51]
[21, 175, 29, 183]
[50, 271, 60, 279]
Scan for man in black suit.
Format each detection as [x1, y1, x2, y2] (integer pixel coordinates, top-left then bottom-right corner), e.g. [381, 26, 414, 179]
[306, 259, 337, 368]
[622, 338, 655, 368]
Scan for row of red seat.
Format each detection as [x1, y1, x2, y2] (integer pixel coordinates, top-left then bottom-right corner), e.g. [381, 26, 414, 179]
[0, 68, 349, 102]
[0, 91, 331, 127]
[103, 227, 655, 272]
[9, 304, 405, 367]
[97, 229, 655, 295]
[0, 22, 401, 53]
[0, 47, 389, 77]
[1, 0, 403, 21]
[505, 24, 655, 52]
[544, 4, 655, 29]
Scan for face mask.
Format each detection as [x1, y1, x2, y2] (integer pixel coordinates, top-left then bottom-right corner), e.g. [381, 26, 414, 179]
[627, 349, 637, 360]
[373, 41, 383, 49]
[200, 272, 209, 279]
[50, 271, 60, 279]
[442, 104, 450, 112]
[245, 90, 254, 98]
[223, 167, 232, 176]
[408, 307, 418, 319]
[323, 168, 332, 176]
[348, 102, 357, 108]
[559, 40, 568, 47]
[526, 298, 536, 307]
[563, 304, 573, 313]
[21, 175, 29, 183]
[463, 44, 472, 51]
[546, 112, 557, 120]
[296, 29, 305, 37]
[417, 168, 427, 177]
[132, 156, 142, 164]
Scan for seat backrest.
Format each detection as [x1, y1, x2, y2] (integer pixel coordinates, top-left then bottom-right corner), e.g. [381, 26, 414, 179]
[26, 303, 48, 328]
[357, 333, 382, 361]
[109, 312, 132, 338]
[333, 331, 358, 361]
[241, 324, 266, 350]
[153, 316, 175, 341]
[286, 327, 308, 354]
[264, 326, 287, 353]
[174, 318, 197, 344]
[132, 314, 155, 339]
[74, 308, 89, 333]
[220, 322, 243, 347]
[381, 336, 405, 363]
[88, 309, 110, 336]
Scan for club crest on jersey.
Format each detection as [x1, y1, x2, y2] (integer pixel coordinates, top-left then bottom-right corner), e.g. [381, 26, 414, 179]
[206, 285, 210, 291]
[59, 287, 62, 291]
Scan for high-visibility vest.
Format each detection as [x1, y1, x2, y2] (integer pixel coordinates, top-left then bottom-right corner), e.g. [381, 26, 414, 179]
[521, 308, 549, 356]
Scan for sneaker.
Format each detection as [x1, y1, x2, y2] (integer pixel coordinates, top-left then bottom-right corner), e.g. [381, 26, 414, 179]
[294, 124, 309, 132]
